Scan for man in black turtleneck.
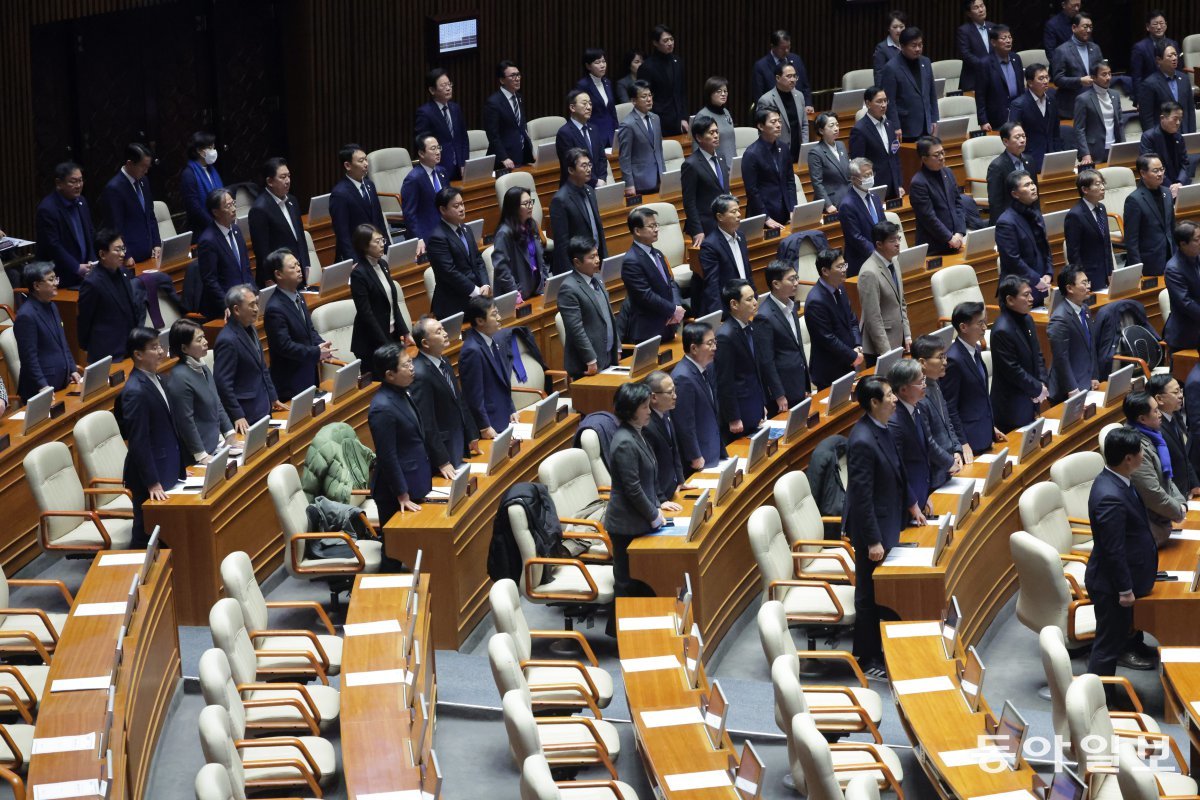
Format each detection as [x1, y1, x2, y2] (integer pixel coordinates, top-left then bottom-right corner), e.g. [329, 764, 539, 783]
[996, 169, 1054, 307]
[909, 136, 966, 257]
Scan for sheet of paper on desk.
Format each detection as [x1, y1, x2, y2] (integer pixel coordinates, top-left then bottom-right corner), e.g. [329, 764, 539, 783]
[343, 619, 403, 637]
[1160, 648, 1200, 663]
[664, 770, 733, 791]
[357, 790, 428, 800]
[940, 746, 1009, 769]
[620, 655, 681, 673]
[1187, 500, 1200, 512]
[31, 732, 97, 755]
[511, 423, 534, 440]
[1193, 701, 1200, 718]
[618, 615, 676, 632]
[50, 675, 111, 693]
[73, 602, 130, 617]
[763, 420, 786, 430]
[268, 419, 287, 429]
[424, 486, 451, 499]
[689, 478, 719, 489]
[892, 675, 956, 696]
[883, 547, 934, 567]
[967, 791, 1038, 800]
[316, 392, 332, 405]
[7, 411, 24, 420]
[32, 779, 105, 800]
[640, 706, 705, 728]
[359, 575, 414, 589]
[718, 457, 747, 471]
[1086, 390, 1107, 407]
[885, 621, 942, 639]
[343, 668, 412, 687]
[601, 365, 630, 374]
[1166, 571, 1195, 582]
[98, 553, 146, 567]
[1172, 530, 1200, 540]
[468, 463, 488, 474]
[1041, 418, 1060, 436]
[934, 477, 976, 496]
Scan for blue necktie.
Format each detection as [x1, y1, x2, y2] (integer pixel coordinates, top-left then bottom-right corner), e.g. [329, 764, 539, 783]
[431, 170, 441, 192]
[134, 180, 145, 211]
[867, 196, 880, 224]
[1079, 306, 1092, 347]
[711, 156, 724, 188]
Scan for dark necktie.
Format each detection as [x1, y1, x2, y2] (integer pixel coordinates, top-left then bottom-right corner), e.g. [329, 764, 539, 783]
[1093, 204, 1107, 237]
[887, 263, 900, 292]
[294, 294, 306, 321]
[442, 104, 453, 135]
[581, 124, 592, 153]
[703, 366, 717, 407]
[743, 324, 755, 357]
[68, 204, 87, 260]
[360, 182, 370, 203]
[226, 228, 239, 261]
[510, 95, 521, 125]
[438, 359, 457, 397]
[581, 188, 599, 241]
[1079, 305, 1092, 347]
[134, 179, 145, 210]
[643, 114, 653, 142]
[711, 156, 724, 187]
[431, 170, 441, 192]
[974, 348, 987, 381]
[491, 340, 506, 376]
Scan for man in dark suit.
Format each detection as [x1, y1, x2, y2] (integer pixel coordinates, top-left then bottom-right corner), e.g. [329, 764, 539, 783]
[909, 136, 966, 257]
[427, 187, 491, 319]
[35, 162, 94, 288]
[943, 301, 1000, 458]
[639, 24, 687, 135]
[879, 27, 938, 140]
[742, 107, 795, 228]
[1065, 169, 1115, 289]
[187, 188, 254, 321]
[846, 375, 921, 678]
[1073, 62, 1124, 166]
[120, 327, 184, 547]
[414, 68, 470, 181]
[620, 206, 683, 344]
[697, 195, 753, 315]
[671, 322, 725, 470]
[913, 335, 964, 491]
[806, 249, 863, 390]
[550, 148, 607, 275]
[986, 123, 1036, 224]
[716, 280, 768, 443]
[14, 262, 79, 398]
[1085, 426, 1158, 677]
[1044, 0, 1080, 53]
[262, 249, 332, 401]
[1051, 13, 1103, 119]
[644, 370, 684, 502]
[1140, 102, 1192, 190]
[1008, 65, 1062, 173]
[329, 144, 389, 263]
[955, 0, 994, 94]
[1163, 221, 1200, 352]
[1138, 42, 1196, 135]
[555, 90, 608, 187]
[990, 276, 1048, 433]
[1048, 267, 1099, 403]
[249, 157, 309, 288]
[458, 296, 517, 436]
[100, 143, 160, 264]
[558, 236, 618, 379]
[751, 30, 814, 111]
[1125, 153, 1177, 277]
[369, 344, 435, 521]
[839, 158, 888, 276]
[400, 135, 450, 260]
[483, 60, 533, 171]
[616, 81, 665, 196]
[78, 229, 146, 363]
[213, 285, 283, 433]
[974, 26, 1023, 133]
[681, 116, 730, 243]
[411, 316, 477, 473]
[887, 358, 955, 512]
[849, 87, 904, 202]
[1148, 372, 1199, 497]
[996, 170, 1054, 305]
[755, 261, 810, 412]
[1130, 12, 1177, 94]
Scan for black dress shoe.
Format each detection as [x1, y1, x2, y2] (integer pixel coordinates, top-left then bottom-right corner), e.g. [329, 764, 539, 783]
[1118, 650, 1154, 670]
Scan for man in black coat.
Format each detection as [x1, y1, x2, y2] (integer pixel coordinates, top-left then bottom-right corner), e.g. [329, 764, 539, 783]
[974, 26, 1023, 133]
[697, 195, 753, 316]
[262, 249, 332, 401]
[427, 187, 492, 319]
[414, 68, 470, 180]
[643, 370, 684, 503]
[249, 157, 309, 287]
[715, 280, 768, 443]
[914, 335, 964, 491]
[1140, 102, 1192, 190]
[35, 161, 94, 288]
[754, 260, 810, 411]
[909, 136, 966, 256]
[751, 30, 813, 110]
[989, 276, 1048, 433]
[879, 27, 938, 140]
[483, 60, 533, 170]
[1137, 41, 1196, 135]
[1165, 221, 1200, 353]
[213, 285, 285, 432]
[1124, 153, 1177, 277]
[410, 316, 478, 473]
[986, 122, 1036, 224]
[78, 229, 146, 363]
[1064, 169, 1115, 290]
[887, 357, 955, 513]
[549, 148, 607, 275]
[620, 206, 683, 343]
[554, 90, 608, 187]
[1008, 65, 1062, 172]
[639, 24, 687, 135]
[329, 143, 388, 263]
[681, 116, 730, 243]
[995, 170, 1054, 306]
[805, 249, 863, 390]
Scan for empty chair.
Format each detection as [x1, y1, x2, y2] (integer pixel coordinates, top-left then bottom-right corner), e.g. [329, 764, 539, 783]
[72, 410, 133, 511]
[538, 448, 611, 559]
[842, 69, 875, 92]
[194, 761, 320, 800]
[734, 127, 758, 156]
[153, 200, 177, 241]
[773, 471, 854, 580]
[795, 235, 822, 305]
[0, 720, 33, 774]
[1018, 481, 1090, 590]
[0, 329, 17, 394]
[1159, 287, 1171, 324]
[200, 647, 336, 734]
[495, 172, 545, 229]
[23, 441, 133, 555]
[937, 95, 978, 132]
[962, 132, 1006, 207]
[640, 202, 690, 295]
[489, 630, 612, 725]
[198, 704, 335, 796]
[662, 139, 685, 172]
[1016, 49, 1048, 71]
[0, 269, 17, 325]
[845, 776, 883, 800]
[1048, 452, 1103, 542]
[501, 689, 620, 775]
[929, 265, 984, 324]
[771, 652, 882, 752]
[577, 427, 612, 487]
[527, 116, 567, 146]
[365, 147, 413, 222]
[788, 712, 904, 799]
[468, 129, 490, 160]
[0, 568, 72, 658]
[0, 663, 46, 723]
[209, 595, 334, 686]
[310, 299, 356, 383]
[1098, 167, 1135, 239]
[303, 230, 322, 286]
[1010, 531, 1095, 646]
[520, 752, 639, 800]
[615, 103, 634, 125]
[1116, 739, 1195, 800]
[931, 59, 963, 94]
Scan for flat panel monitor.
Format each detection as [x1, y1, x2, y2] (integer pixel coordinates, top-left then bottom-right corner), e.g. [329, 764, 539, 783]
[542, 271, 569, 304]
[241, 415, 271, 464]
[873, 346, 904, 380]
[332, 359, 361, 401]
[701, 680, 729, 750]
[714, 456, 739, 506]
[964, 226, 996, 258]
[830, 89, 862, 114]
[789, 199, 825, 230]
[21, 387, 54, 435]
[493, 290, 519, 320]
[660, 169, 682, 195]
[1016, 417, 1045, 461]
[941, 594, 962, 659]
[745, 426, 772, 473]
[440, 312, 464, 343]
[422, 750, 444, 799]
[533, 141, 557, 166]
[1046, 770, 1086, 800]
[387, 237, 421, 267]
[307, 194, 331, 223]
[1106, 262, 1143, 299]
[1103, 364, 1135, 407]
[630, 335, 661, 375]
[675, 573, 693, 635]
[982, 446, 1009, 496]
[285, 386, 316, 431]
[462, 156, 494, 183]
[683, 623, 705, 689]
[827, 371, 855, 412]
[318, 259, 353, 299]
[487, 425, 514, 475]
[738, 214, 768, 243]
[1104, 141, 1140, 168]
[995, 699, 1029, 769]
[594, 181, 627, 212]
[894, 242, 928, 275]
[936, 116, 969, 141]
[200, 448, 230, 499]
[600, 254, 624, 284]
[931, 325, 954, 351]
[1043, 209, 1068, 238]
[161, 231, 192, 263]
[256, 284, 276, 321]
[695, 310, 722, 330]
[531, 391, 560, 438]
[960, 645, 985, 712]
[1175, 182, 1200, 214]
[683, 489, 710, 543]
[1060, 389, 1087, 431]
[80, 356, 112, 400]
[446, 465, 472, 516]
[1040, 150, 1078, 178]
[932, 514, 952, 567]
[783, 398, 812, 443]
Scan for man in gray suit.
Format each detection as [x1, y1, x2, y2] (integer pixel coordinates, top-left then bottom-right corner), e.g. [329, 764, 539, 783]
[914, 334, 963, 490]
[857, 220, 911, 363]
[1073, 61, 1124, 165]
[1051, 12, 1103, 118]
[557, 236, 619, 379]
[616, 80, 666, 196]
[757, 61, 809, 164]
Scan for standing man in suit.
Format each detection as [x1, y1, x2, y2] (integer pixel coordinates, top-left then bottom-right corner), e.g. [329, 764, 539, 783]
[35, 162, 94, 288]
[1124, 153, 1177, 277]
[369, 344, 434, 520]
[1073, 62, 1124, 165]
[78, 229, 146, 363]
[857, 221, 910, 364]
[550, 148, 607, 275]
[411, 316, 477, 473]
[1051, 13, 1103, 119]
[681, 116, 730, 244]
[414, 68, 469, 180]
[214, 285, 284, 433]
[1065, 169, 1114, 290]
[914, 335, 964, 489]
[996, 170, 1054, 305]
[329, 144, 388, 263]
[620, 206, 683, 343]
[990, 276, 1048, 433]
[555, 90, 608, 187]
[484, 60, 533, 170]
[755, 260, 810, 411]
[879, 27, 938, 141]
[742, 107, 796, 229]
[427, 186, 491, 318]
[1148, 373, 1199, 498]
[849, 87, 904, 201]
[1138, 42, 1195, 135]
[751, 30, 814, 111]
[846, 375, 921, 679]
[806, 249, 863, 389]
[1124, 391, 1188, 549]
[100, 143, 160, 264]
[1085, 426, 1158, 677]
[558, 236, 619, 379]
[578, 49, 619, 148]
[888, 358, 955, 513]
[1044, 0, 1081, 54]
[249, 157, 309, 288]
[13, 262, 78, 398]
[400, 135, 450, 260]
[943, 301, 1000, 458]
[697, 195, 752, 315]
[839, 157, 887, 276]
[716, 280, 767, 442]
[644, 370, 684, 503]
[974, 26, 1024, 133]
[1140, 102, 1191, 193]
[1131, 11, 1178, 94]
[909, 137, 966, 256]
[263, 249, 332, 400]
[1047, 267, 1099, 403]
[616, 81, 665, 196]
[458, 296, 517, 437]
[120, 327, 183, 547]
[956, 0, 994, 94]
[986, 123, 1035, 224]
[1164, 221, 1200, 353]
[639, 24, 687, 135]
[1008, 65, 1062, 173]
[757, 61, 810, 165]
[671, 321, 726, 470]
[190, 189, 254, 321]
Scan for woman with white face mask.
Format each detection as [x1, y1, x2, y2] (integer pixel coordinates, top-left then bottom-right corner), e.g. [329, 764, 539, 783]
[180, 130, 225, 235]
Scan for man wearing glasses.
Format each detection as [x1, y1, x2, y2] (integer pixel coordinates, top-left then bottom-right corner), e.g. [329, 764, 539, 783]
[1125, 153, 1177, 277]
[400, 134, 450, 258]
[483, 60, 533, 170]
[550, 148, 607, 274]
[35, 161, 95, 287]
[909, 136, 967, 256]
[79, 229, 147, 363]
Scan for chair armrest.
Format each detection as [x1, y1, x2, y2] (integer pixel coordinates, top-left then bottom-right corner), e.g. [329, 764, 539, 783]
[554, 780, 633, 800]
[1097, 677, 1144, 714]
[350, 489, 372, 496]
[560, 524, 613, 557]
[1066, 517, 1091, 528]
[1107, 213, 1124, 237]
[0, 766, 23, 800]
[1112, 355, 1150, 378]
[524, 558, 598, 602]
[1064, 571, 1088, 599]
[376, 191, 403, 203]
[511, 386, 547, 398]
[1112, 730, 1190, 774]
[529, 629, 599, 666]
[797, 649, 870, 687]
[768, 579, 849, 623]
[237, 736, 322, 782]
[87, 477, 129, 488]
[238, 754, 323, 797]
[7, 578, 74, 607]
[1108, 711, 1151, 732]
[242, 697, 320, 735]
[819, 515, 844, 525]
[288, 532, 366, 575]
[521, 659, 600, 702]
[248, 628, 331, 670]
[825, 746, 906, 798]
[254, 649, 330, 685]
[0, 608, 59, 642]
[1067, 598, 1095, 642]
[526, 681, 604, 718]
[792, 551, 855, 584]
[804, 686, 884, 742]
[792, 538, 853, 556]
[264, 601, 336, 635]
[964, 177, 988, 186]
[0, 305, 14, 323]
[237, 682, 323, 723]
[537, 717, 618, 778]
[0, 667, 39, 718]
[39, 509, 110, 551]
[1061, 553, 1089, 566]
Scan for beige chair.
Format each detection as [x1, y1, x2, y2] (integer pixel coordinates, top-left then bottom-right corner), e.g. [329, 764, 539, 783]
[1098, 167, 1136, 240]
[303, 230, 322, 287]
[662, 139, 685, 172]
[198, 704, 335, 796]
[423, 267, 437, 303]
[799, 315, 812, 364]
[0, 565, 72, 661]
[510, 333, 568, 411]
[538, 449, 610, 558]
[842, 69, 875, 92]
[209, 587, 334, 689]
[488, 631, 607, 721]
[0, 329, 19, 396]
[1159, 287, 1171, 324]
[1184, 34, 1200, 91]
[520, 752, 639, 800]
[1018, 481, 1091, 590]
[1017, 49, 1049, 70]
[1116, 739, 1196, 800]
[795, 234, 822, 304]
[73, 410, 133, 511]
[1098, 423, 1122, 455]
[310, 299, 355, 383]
[788, 712, 905, 799]
[773, 471, 852, 578]
[200, 646, 336, 736]
[1010, 531, 1094, 646]
[640, 202, 690, 296]
[0, 270, 16, 325]
[153, 200, 177, 241]
[1048, 452, 1103, 533]
[527, 116, 567, 146]
[0, 661, 46, 725]
[468, 129, 490, 160]
[614, 103, 634, 125]
[0, 719, 33, 774]
[844, 776, 882, 800]
[23, 441, 133, 555]
[577, 427, 612, 487]
[962, 134, 1005, 206]
[937, 96, 978, 132]
[734, 126, 758, 156]
[495, 171, 546, 229]
[884, 211, 907, 249]
[501, 689, 620, 775]
[194, 761, 318, 800]
[366, 147, 413, 222]
[507, 502, 615, 613]
[931, 59, 963, 94]
[929, 265, 985, 324]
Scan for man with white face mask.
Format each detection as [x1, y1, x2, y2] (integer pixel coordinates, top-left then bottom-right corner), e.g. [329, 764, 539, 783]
[180, 131, 224, 235]
[838, 157, 887, 277]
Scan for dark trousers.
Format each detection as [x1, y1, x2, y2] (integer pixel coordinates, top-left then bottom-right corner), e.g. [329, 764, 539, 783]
[852, 545, 883, 662]
[130, 484, 151, 549]
[610, 532, 653, 599]
[1087, 590, 1133, 676]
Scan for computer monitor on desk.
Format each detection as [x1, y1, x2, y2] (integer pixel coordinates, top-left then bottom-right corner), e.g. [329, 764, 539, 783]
[735, 741, 765, 800]
[594, 181, 626, 212]
[487, 425, 514, 476]
[332, 359, 360, 401]
[960, 645, 985, 712]
[1046, 770, 1086, 800]
[995, 700, 1029, 769]
[21, 387, 54, 435]
[964, 226, 995, 258]
[530, 391, 560, 438]
[388, 237, 420, 267]
[285, 386, 316, 430]
[600, 254, 623, 284]
[1105, 263, 1142, 299]
[318, 259, 353, 299]
[160, 231, 192, 263]
[827, 371, 855, 412]
[745, 426, 771, 473]
[308, 194, 331, 223]
[1039, 150, 1077, 178]
[462, 156, 493, 183]
[80, 356, 112, 400]
[240, 416, 271, 464]
[941, 595, 962, 659]
[440, 312, 464, 343]
[1104, 364, 1135, 406]
[874, 346, 904, 380]
[789, 199, 824, 230]
[542, 271, 569, 304]
[629, 336, 661, 375]
[893, 243, 928, 275]
[659, 169, 681, 195]
[738, 214, 768, 244]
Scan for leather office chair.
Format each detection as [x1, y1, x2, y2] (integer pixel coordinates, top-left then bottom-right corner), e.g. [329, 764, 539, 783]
[198, 704, 335, 796]
[309, 298, 355, 383]
[209, 596, 335, 686]
[844, 776, 882, 800]
[1016, 49, 1049, 71]
[468, 129, 490, 160]
[1048, 452, 1102, 548]
[576, 428, 612, 487]
[538, 449, 611, 559]
[73, 410, 134, 512]
[501, 689, 620, 775]
[489, 631, 615, 732]
[23, 441, 134, 555]
[509, 333, 568, 411]
[1098, 423, 1123, 456]
[734, 127, 758, 156]
[520, 753, 639, 800]
[1018, 481, 1091, 591]
[0, 269, 17, 325]
[194, 762, 315, 800]
[931, 59, 963, 94]
[366, 147, 413, 225]
[0, 719, 33, 774]
[662, 139, 685, 173]
[0, 566, 71, 660]
[799, 316, 812, 365]
[773, 471, 854, 580]
[929, 265, 985, 326]
[1159, 288, 1171, 324]
[495, 172, 546, 229]
[527, 116, 567, 146]
[1009, 531, 1095, 646]
[937, 96, 978, 132]
[153, 201, 177, 241]
[615, 104, 634, 125]
[423, 267, 437, 303]
[0, 662, 45, 725]
[1098, 167, 1136, 240]
[770, 651, 882, 751]
[489, 581, 613, 709]
[200, 647, 336, 735]
[1116, 740, 1195, 800]
[962, 133, 1005, 207]
[640, 202, 691, 299]
[303, 230, 322, 287]
[794, 235, 821, 305]
[788, 712, 905, 800]
[841, 69, 875, 92]
[884, 212, 907, 249]
[1185, 34, 1200, 91]
[0, 329, 19, 396]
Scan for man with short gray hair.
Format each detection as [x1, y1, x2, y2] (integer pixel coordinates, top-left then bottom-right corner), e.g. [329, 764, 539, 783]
[643, 370, 685, 502]
[213, 283, 283, 432]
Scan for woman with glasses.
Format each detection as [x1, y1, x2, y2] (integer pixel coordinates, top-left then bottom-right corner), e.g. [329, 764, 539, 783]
[78, 228, 147, 363]
[14, 261, 79, 398]
[691, 76, 736, 167]
[349, 224, 412, 368]
[490, 186, 546, 301]
[577, 48, 619, 148]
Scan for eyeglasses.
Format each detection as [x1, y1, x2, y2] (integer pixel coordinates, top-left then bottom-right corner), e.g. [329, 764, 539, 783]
[519, 200, 535, 207]
[641, 223, 661, 230]
[927, 151, 947, 160]
[653, 389, 677, 396]
[371, 236, 388, 244]
[426, 144, 443, 151]
[504, 71, 521, 79]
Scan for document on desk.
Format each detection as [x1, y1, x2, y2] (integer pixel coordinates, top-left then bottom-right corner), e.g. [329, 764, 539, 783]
[664, 770, 733, 791]
[688, 478, 720, 489]
[1160, 648, 1200, 663]
[892, 675, 956, 696]
[343, 668, 413, 687]
[601, 366, 631, 374]
[97, 553, 145, 567]
[640, 706, 704, 728]
[166, 476, 206, 495]
[1192, 701, 1200, 719]
[511, 423, 534, 440]
[967, 791, 1038, 800]
[1187, 500, 1200, 512]
[620, 655, 681, 673]
[1086, 390, 1107, 408]
[618, 615, 677, 632]
[883, 547, 934, 567]
[885, 621, 942, 639]
[1170, 530, 1200, 540]
[51, 675, 111, 693]
[933, 477, 976, 496]
[31, 732, 97, 755]
[940, 746, 1009, 769]
[7, 411, 24, 421]
[468, 463, 489, 474]
[359, 575, 414, 589]
[1041, 418, 1061, 436]
[73, 602, 130, 617]
[32, 779, 106, 800]
[343, 619, 403, 637]
[1166, 571, 1195, 582]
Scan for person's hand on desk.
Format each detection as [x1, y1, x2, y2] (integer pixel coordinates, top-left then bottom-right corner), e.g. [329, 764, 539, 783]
[584, 361, 598, 376]
[993, 428, 1006, 443]
[151, 246, 162, 263]
[947, 233, 964, 251]
[776, 396, 789, 413]
[397, 493, 422, 513]
[69, 370, 83, 384]
[415, 239, 426, 258]
[961, 443, 974, 464]
[437, 462, 457, 480]
[852, 350, 865, 369]
[196, 453, 213, 465]
[1091, 379, 1100, 390]
[468, 438, 481, 455]
[824, 204, 837, 214]
[692, 233, 706, 248]
[1119, 590, 1135, 607]
[624, 186, 637, 197]
[480, 426, 497, 439]
[949, 456, 962, 475]
[234, 418, 249, 435]
[660, 500, 683, 513]
[765, 218, 783, 231]
[149, 482, 168, 502]
[502, 158, 516, 171]
[271, 400, 289, 413]
[478, 285, 493, 298]
[868, 543, 885, 561]
[669, 306, 685, 325]
[510, 412, 520, 425]
[1189, 487, 1200, 499]
[653, 512, 667, 528]
[909, 503, 927, 526]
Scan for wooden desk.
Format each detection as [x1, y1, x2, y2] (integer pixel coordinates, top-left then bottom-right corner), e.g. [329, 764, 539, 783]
[384, 409, 579, 649]
[1133, 529, 1200, 647]
[569, 342, 685, 417]
[26, 550, 180, 800]
[1160, 650, 1200, 774]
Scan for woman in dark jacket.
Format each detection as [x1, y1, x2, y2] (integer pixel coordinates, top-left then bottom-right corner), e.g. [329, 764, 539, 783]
[614, 50, 644, 104]
[577, 48, 619, 148]
[349, 223, 411, 367]
[179, 131, 224, 235]
[165, 318, 234, 462]
[490, 187, 546, 301]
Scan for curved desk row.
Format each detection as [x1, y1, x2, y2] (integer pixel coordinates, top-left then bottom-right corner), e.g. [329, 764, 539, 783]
[1161, 650, 1200, 774]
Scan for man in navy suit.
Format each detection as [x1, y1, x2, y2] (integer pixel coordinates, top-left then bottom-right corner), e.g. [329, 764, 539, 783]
[329, 143, 388, 263]
[35, 162, 94, 288]
[14, 262, 79, 398]
[555, 90, 608, 187]
[400, 135, 450, 259]
[190, 189, 255, 320]
[887, 358, 955, 512]
[262, 249, 332, 401]
[986, 123, 1036, 224]
[805, 249, 863, 390]
[644, 370, 684, 502]
[249, 157, 310, 288]
[414, 68, 469, 181]
[751, 30, 813, 111]
[620, 206, 683, 343]
[120, 327, 184, 546]
[1085, 426, 1158, 677]
[1130, 12, 1177, 94]
[459, 297, 517, 436]
[845, 376, 922, 678]
[1008, 65, 1062, 172]
[942, 301, 1000, 458]
[914, 335, 965, 491]
[909, 136, 966, 257]
[214, 285, 283, 433]
[369, 344, 435, 521]
[955, 0, 994, 94]
[681, 116, 730, 243]
[755, 260, 810, 411]
[1164, 222, 1200, 352]
[483, 60, 533, 170]
[849, 87, 904, 201]
[1050, 13, 1103, 119]
[100, 143, 160, 263]
[671, 322, 725, 471]
[838, 158, 887, 276]
[990, 276, 1048, 433]
[550, 149, 607, 275]
[1138, 42, 1195, 135]
[742, 107, 795, 228]
[715, 280, 768, 443]
[1125, 153, 1177, 277]
[879, 27, 938, 140]
[427, 186, 491, 319]
[1140, 102, 1191, 190]
[1064, 169, 1114, 289]
[697, 195, 752, 315]
[1048, 267, 1099, 403]
[410, 316, 477, 473]
[974, 26, 1024, 133]
[996, 170, 1054, 305]
[78, 229, 146, 363]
